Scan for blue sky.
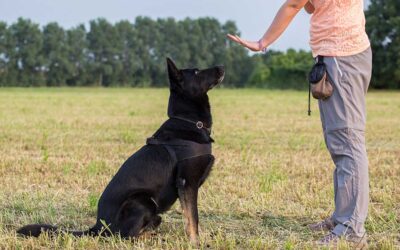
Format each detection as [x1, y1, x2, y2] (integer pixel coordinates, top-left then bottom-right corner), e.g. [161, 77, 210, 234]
[0, 0, 370, 52]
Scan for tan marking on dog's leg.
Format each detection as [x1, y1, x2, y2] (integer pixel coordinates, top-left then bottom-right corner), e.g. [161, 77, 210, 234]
[178, 187, 199, 245]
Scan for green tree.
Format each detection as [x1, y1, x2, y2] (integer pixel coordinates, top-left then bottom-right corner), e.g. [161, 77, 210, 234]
[87, 18, 122, 86]
[222, 21, 254, 87]
[132, 16, 159, 86]
[114, 20, 137, 86]
[0, 22, 7, 85]
[66, 25, 88, 86]
[247, 60, 271, 87]
[366, 0, 400, 88]
[153, 18, 190, 86]
[7, 18, 44, 86]
[256, 49, 312, 89]
[43, 22, 71, 86]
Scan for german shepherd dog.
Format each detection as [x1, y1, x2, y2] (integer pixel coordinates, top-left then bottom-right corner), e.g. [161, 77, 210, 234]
[17, 58, 225, 244]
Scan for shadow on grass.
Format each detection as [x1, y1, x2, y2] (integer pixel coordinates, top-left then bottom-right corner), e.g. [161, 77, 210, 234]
[190, 210, 317, 239]
[261, 213, 319, 241]
[262, 214, 308, 231]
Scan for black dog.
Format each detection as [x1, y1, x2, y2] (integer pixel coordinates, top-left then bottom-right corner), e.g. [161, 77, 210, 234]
[17, 58, 225, 244]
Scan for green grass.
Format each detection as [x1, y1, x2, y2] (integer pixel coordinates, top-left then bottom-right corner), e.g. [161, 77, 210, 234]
[0, 88, 399, 249]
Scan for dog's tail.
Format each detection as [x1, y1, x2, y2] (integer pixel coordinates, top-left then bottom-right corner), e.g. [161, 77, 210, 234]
[17, 224, 97, 238]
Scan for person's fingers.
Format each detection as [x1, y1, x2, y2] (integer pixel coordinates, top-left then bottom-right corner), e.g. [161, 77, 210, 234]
[227, 36, 242, 46]
[227, 34, 248, 48]
[237, 37, 249, 48]
[242, 41, 258, 51]
[226, 34, 235, 40]
[234, 35, 244, 44]
[239, 38, 253, 49]
[235, 36, 253, 48]
[228, 34, 242, 44]
[227, 34, 241, 43]
[227, 34, 261, 52]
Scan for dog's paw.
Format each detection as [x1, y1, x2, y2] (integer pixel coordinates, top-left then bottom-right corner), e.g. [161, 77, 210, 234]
[189, 235, 200, 248]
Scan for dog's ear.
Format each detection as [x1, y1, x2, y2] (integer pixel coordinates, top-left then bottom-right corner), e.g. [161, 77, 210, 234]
[166, 57, 182, 87]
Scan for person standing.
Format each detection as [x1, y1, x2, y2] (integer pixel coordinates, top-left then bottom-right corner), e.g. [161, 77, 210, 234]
[227, 0, 372, 248]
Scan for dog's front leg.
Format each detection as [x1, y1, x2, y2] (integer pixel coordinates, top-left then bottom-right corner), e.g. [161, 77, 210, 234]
[177, 178, 200, 245]
[176, 155, 214, 245]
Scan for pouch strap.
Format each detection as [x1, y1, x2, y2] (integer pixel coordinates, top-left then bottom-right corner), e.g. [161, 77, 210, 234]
[308, 82, 311, 116]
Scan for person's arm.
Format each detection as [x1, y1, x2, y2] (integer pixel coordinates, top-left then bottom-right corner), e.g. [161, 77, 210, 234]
[227, 0, 310, 52]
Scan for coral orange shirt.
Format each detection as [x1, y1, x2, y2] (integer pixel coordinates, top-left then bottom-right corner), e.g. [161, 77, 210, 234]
[309, 0, 370, 57]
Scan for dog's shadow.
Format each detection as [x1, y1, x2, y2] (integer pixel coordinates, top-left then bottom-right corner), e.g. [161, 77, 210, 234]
[168, 210, 315, 238]
[262, 213, 310, 231]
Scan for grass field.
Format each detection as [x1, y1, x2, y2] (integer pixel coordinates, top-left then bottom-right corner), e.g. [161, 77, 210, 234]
[0, 88, 399, 249]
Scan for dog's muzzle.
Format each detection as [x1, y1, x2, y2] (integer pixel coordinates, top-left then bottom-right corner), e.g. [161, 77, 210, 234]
[212, 66, 225, 88]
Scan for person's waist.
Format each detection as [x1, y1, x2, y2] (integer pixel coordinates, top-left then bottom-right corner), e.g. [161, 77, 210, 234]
[309, 26, 369, 47]
[310, 42, 370, 58]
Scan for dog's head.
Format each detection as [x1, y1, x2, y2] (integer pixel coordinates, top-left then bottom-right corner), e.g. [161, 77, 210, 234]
[166, 58, 225, 96]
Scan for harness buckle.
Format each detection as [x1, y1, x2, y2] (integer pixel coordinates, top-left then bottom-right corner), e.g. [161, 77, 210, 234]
[196, 121, 204, 129]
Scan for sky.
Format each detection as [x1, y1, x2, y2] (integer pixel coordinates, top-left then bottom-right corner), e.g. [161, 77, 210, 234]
[0, 0, 370, 52]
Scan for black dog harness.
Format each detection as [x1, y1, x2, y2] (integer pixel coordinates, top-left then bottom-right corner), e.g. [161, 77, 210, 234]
[146, 116, 212, 162]
[146, 137, 211, 209]
[146, 137, 211, 163]
[146, 117, 212, 209]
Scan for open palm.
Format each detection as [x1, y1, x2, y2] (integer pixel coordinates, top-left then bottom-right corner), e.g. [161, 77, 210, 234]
[227, 34, 262, 52]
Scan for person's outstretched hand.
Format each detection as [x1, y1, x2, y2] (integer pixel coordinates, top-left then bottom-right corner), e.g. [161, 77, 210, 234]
[227, 34, 265, 52]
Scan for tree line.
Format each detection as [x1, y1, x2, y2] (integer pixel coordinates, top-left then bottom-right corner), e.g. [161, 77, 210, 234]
[0, 1, 398, 89]
[0, 17, 255, 87]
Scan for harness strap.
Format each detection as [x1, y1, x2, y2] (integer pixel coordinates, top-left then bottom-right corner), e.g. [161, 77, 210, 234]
[163, 142, 178, 164]
[146, 137, 212, 162]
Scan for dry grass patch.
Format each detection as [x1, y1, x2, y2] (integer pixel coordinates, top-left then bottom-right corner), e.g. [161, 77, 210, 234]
[0, 88, 399, 249]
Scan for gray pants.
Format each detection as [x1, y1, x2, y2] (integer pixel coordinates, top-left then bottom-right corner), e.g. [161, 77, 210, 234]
[318, 47, 372, 237]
